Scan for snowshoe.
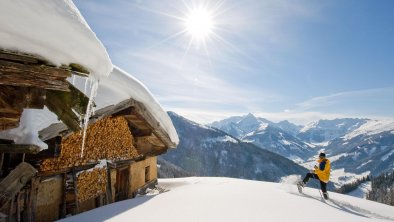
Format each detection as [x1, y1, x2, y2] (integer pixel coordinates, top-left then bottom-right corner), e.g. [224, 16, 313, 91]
[323, 192, 329, 200]
[297, 181, 305, 193]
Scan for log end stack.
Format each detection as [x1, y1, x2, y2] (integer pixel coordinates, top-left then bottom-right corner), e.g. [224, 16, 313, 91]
[40, 116, 140, 171]
[76, 167, 107, 203]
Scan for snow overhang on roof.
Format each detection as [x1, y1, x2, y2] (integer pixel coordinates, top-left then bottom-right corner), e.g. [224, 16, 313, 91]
[74, 66, 179, 147]
[0, 1, 178, 149]
[0, 0, 113, 79]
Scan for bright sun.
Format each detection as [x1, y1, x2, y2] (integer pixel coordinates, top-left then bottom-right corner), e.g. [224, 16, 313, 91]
[185, 8, 214, 41]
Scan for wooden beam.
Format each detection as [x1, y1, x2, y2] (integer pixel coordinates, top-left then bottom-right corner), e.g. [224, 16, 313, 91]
[72, 169, 79, 213]
[69, 63, 90, 75]
[94, 99, 175, 148]
[0, 162, 37, 209]
[0, 50, 41, 65]
[27, 177, 39, 222]
[0, 153, 4, 177]
[0, 86, 45, 131]
[0, 144, 41, 154]
[134, 136, 166, 156]
[45, 84, 91, 132]
[0, 60, 70, 91]
[39, 123, 69, 142]
[105, 162, 113, 204]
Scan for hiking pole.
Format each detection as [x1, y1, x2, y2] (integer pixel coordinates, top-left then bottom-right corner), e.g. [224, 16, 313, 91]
[311, 172, 324, 199]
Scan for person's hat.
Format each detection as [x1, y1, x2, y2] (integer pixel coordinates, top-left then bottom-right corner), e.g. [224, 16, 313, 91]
[319, 152, 326, 158]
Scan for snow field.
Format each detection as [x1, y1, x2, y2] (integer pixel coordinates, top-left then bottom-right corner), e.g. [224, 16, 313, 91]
[60, 177, 394, 222]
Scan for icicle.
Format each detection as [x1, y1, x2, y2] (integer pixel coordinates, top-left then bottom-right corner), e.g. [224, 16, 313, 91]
[80, 79, 99, 158]
[84, 77, 88, 95]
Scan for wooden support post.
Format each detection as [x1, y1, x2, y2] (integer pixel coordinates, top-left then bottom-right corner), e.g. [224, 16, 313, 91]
[8, 196, 15, 222]
[0, 162, 37, 209]
[60, 173, 67, 218]
[105, 162, 113, 205]
[16, 192, 21, 222]
[0, 153, 4, 177]
[27, 177, 39, 222]
[72, 168, 79, 214]
[22, 189, 29, 222]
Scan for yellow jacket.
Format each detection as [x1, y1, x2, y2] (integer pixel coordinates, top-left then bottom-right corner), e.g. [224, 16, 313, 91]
[314, 158, 330, 183]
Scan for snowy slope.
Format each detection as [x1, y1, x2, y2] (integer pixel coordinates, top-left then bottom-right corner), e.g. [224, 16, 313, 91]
[347, 181, 371, 199]
[61, 177, 394, 222]
[342, 119, 394, 141]
[298, 118, 368, 143]
[323, 119, 394, 176]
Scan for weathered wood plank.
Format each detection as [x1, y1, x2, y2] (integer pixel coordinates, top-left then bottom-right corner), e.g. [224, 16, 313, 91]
[69, 63, 90, 75]
[60, 173, 67, 219]
[0, 86, 45, 131]
[134, 136, 166, 156]
[105, 162, 113, 204]
[95, 98, 175, 148]
[0, 153, 4, 177]
[72, 169, 79, 213]
[0, 162, 37, 209]
[0, 50, 40, 64]
[0, 60, 70, 91]
[27, 177, 39, 222]
[0, 144, 41, 154]
[45, 96, 81, 132]
[45, 85, 90, 132]
[39, 123, 69, 142]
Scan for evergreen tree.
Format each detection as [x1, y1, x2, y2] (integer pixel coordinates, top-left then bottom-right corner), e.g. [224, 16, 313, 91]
[367, 170, 394, 206]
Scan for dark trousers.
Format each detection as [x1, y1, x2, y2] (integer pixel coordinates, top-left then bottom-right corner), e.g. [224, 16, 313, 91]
[303, 173, 327, 193]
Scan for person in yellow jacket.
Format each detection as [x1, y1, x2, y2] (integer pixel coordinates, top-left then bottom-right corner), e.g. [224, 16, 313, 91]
[298, 152, 330, 199]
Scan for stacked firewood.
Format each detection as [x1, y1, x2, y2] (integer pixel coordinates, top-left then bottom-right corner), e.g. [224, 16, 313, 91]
[40, 116, 140, 171]
[76, 167, 107, 202]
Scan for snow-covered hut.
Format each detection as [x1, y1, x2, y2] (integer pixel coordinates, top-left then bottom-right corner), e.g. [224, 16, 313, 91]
[0, 1, 178, 221]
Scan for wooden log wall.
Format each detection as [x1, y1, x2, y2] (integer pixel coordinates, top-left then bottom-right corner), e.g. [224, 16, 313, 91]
[40, 116, 140, 171]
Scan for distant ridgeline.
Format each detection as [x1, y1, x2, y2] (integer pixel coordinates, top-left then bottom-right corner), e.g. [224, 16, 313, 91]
[367, 170, 394, 206]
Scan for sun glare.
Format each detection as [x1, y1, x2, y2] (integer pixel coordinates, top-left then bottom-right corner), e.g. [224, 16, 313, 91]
[185, 7, 214, 41]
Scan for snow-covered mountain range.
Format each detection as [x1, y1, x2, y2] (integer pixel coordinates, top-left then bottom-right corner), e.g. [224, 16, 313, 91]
[208, 113, 394, 188]
[298, 118, 368, 143]
[161, 112, 308, 182]
[210, 113, 312, 162]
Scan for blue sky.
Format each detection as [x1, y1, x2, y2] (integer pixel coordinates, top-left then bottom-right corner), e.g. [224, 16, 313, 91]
[74, 0, 394, 125]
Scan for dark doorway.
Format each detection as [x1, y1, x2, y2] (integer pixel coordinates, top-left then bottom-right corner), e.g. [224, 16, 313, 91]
[115, 167, 130, 201]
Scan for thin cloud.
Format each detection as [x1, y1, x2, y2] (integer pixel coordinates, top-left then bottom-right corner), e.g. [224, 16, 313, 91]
[296, 87, 394, 111]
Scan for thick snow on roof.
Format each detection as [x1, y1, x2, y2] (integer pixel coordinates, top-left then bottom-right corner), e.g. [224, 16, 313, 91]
[75, 66, 179, 145]
[0, 1, 178, 147]
[0, 0, 112, 79]
[60, 177, 394, 222]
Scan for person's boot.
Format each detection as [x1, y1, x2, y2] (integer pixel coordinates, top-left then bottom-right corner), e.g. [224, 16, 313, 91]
[323, 192, 329, 200]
